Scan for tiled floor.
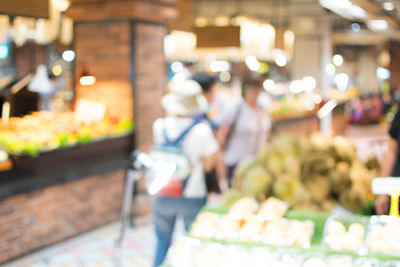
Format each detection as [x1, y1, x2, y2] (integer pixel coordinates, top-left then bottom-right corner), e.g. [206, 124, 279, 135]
[5, 214, 187, 267]
[4, 216, 157, 267]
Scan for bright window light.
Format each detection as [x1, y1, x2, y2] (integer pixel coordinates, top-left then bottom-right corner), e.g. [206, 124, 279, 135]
[333, 54, 344, 67]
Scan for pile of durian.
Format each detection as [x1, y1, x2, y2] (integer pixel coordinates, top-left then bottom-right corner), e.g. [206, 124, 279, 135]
[221, 133, 379, 213]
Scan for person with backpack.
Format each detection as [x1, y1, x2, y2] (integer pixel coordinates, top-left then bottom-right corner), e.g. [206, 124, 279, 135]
[151, 79, 219, 267]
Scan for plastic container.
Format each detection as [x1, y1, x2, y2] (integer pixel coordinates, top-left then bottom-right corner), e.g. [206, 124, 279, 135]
[301, 253, 328, 267]
[326, 255, 354, 267]
[365, 215, 400, 256]
[322, 214, 369, 254]
[353, 257, 381, 267]
[261, 218, 315, 248]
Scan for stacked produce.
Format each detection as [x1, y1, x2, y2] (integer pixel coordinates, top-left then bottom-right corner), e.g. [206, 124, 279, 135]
[0, 111, 134, 156]
[323, 216, 368, 253]
[222, 133, 379, 213]
[367, 216, 400, 254]
[165, 236, 394, 267]
[191, 197, 315, 248]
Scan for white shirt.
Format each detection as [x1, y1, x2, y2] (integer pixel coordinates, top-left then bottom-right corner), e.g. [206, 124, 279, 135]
[153, 117, 219, 198]
[216, 100, 271, 165]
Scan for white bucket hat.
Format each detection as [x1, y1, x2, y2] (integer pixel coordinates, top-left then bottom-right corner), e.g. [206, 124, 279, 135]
[162, 80, 208, 116]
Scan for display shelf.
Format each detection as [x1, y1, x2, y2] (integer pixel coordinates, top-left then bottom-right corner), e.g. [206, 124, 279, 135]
[0, 133, 134, 200]
[168, 207, 400, 266]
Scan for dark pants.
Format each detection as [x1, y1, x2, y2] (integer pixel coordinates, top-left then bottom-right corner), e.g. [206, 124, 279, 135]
[153, 196, 206, 267]
[227, 164, 237, 187]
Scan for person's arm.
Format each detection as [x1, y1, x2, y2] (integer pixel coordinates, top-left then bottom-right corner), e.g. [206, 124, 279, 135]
[375, 136, 398, 214]
[199, 124, 219, 172]
[380, 136, 398, 177]
[203, 153, 217, 172]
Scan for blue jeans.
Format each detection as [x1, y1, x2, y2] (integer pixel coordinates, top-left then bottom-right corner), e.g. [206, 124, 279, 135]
[153, 196, 206, 267]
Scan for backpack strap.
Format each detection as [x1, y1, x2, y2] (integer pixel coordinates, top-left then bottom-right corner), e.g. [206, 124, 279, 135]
[163, 119, 199, 146]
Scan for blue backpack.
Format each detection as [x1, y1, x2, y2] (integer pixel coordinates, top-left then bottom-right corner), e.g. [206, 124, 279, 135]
[147, 120, 199, 197]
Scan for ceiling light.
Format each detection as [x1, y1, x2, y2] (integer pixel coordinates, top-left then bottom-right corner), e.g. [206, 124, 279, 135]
[302, 76, 316, 92]
[383, 2, 394, 11]
[325, 64, 336, 75]
[209, 60, 230, 72]
[171, 61, 183, 73]
[263, 79, 275, 91]
[367, 20, 388, 31]
[62, 50, 75, 62]
[53, 0, 70, 12]
[319, 0, 366, 20]
[335, 73, 349, 91]
[52, 65, 62, 76]
[214, 16, 230, 27]
[348, 5, 367, 19]
[219, 72, 231, 82]
[351, 23, 361, 32]
[275, 54, 287, 67]
[376, 67, 391, 80]
[0, 44, 8, 59]
[333, 54, 344, 66]
[290, 80, 303, 94]
[195, 17, 208, 27]
[245, 55, 260, 72]
[80, 76, 96, 86]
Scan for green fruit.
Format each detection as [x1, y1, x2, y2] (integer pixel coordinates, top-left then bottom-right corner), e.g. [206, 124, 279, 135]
[241, 166, 272, 200]
[219, 189, 244, 207]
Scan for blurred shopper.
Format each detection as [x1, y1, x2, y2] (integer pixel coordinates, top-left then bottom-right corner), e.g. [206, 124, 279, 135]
[192, 73, 221, 193]
[152, 79, 219, 267]
[375, 109, 400, 215]
[216, 75, 271, 185]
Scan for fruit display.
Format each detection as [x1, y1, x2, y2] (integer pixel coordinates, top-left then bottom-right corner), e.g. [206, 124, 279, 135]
[166, 194, 400, 267]
[221, 133, 379, 213]
[367, 216, 400, 255]
[164, 236, 397, 267]
[191, 197, 315, 248]
[323, 216, 368, 253]
[0, 111, 134, 157]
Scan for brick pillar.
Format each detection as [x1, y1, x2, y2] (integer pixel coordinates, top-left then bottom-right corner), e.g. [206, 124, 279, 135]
[68, 0, 178, 151]
[389, 41, 400, 91]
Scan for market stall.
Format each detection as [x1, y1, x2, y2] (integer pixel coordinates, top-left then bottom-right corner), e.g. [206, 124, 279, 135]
[164, 198, 400, 267]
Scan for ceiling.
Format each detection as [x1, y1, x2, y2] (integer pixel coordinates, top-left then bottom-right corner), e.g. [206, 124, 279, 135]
[193, 0, 400, 44]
